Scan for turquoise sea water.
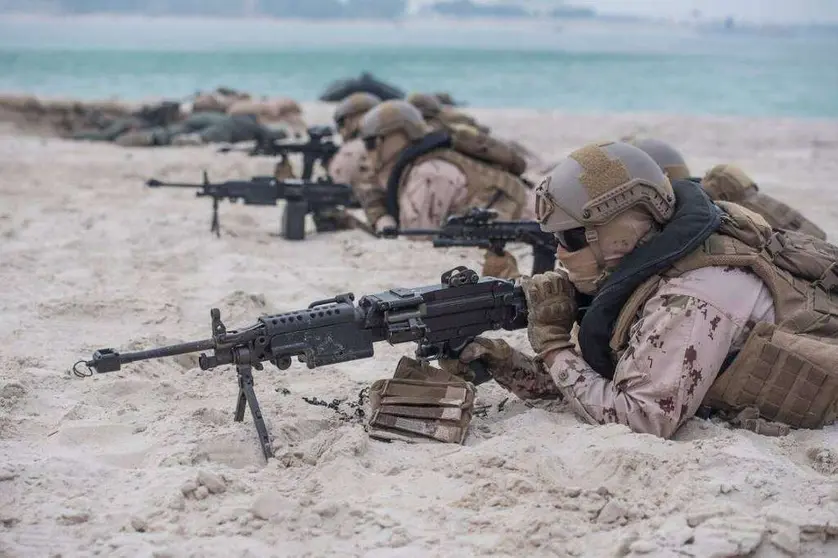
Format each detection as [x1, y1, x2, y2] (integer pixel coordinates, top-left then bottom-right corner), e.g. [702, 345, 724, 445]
[1, 16, 837, 117]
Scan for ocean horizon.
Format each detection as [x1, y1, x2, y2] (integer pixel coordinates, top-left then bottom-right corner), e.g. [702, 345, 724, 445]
[1, 15, 837, 118]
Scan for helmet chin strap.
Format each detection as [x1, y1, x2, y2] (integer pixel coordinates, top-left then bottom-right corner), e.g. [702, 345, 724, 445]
[585, 227, 606, 269]
[584, 226, 618, 292]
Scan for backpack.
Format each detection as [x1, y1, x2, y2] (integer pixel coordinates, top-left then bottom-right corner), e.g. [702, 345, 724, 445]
[717, 201, 838, 292]
[448, 126, 527, 177]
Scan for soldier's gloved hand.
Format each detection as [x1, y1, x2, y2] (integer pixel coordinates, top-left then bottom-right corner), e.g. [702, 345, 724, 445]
[374, 215, 398, 236]
[439, 337, 516, 384]
[519, 271, 577, 358]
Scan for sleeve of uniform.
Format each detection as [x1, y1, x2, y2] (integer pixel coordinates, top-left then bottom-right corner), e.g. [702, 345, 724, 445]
[399, 160, 469, 229]
[546, 267, 773, 439]
[328, 140, 364, 186]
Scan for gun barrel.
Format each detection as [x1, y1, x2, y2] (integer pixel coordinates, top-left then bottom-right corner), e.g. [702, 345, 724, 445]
[119, 339, 215, 364]
[146, 179, 202, 189]
[391, 228, 444, 237]
[83, 338, 215, 375]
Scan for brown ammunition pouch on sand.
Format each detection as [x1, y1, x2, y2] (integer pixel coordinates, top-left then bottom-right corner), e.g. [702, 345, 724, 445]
[367, 357, 475, 444]
[706, 322, 838, 429]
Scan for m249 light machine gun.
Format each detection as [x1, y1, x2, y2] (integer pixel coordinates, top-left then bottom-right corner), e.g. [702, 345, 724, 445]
[146, 172, 359, 240]
[73, 267, 528, 461]
[219, 126, 339, 181]
[381, 208, 558, 275]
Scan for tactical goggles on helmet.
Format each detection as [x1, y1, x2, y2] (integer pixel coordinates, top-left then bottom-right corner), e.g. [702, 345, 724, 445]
[555, 227, 589, 252]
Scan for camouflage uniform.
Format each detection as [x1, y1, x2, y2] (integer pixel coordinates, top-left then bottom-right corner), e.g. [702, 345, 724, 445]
[447, 141, 838, 439]
[398, 159, 470, 229]
[328, 137, 373, 189]
[547, 266, 774, 438]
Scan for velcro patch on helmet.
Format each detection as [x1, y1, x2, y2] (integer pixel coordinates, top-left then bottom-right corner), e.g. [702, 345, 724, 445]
[570, 145, 632, 199]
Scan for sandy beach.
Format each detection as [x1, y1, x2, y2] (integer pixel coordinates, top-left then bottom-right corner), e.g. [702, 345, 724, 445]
[2, 103, 838, 557]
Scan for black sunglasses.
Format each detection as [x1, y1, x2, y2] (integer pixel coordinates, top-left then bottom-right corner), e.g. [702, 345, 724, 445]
[363, 135, 381, 151]
[555, 227, 589, 252]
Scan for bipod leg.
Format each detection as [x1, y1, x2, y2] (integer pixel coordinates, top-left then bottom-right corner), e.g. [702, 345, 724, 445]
[233, 360, 273, 461]
[211, 197, 221, 238]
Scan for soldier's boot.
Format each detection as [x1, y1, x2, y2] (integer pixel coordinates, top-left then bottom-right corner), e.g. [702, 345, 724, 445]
[367, 357, 475, 444]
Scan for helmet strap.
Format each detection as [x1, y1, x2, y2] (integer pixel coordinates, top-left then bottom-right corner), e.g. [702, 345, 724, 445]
[585, 227, 606, 269]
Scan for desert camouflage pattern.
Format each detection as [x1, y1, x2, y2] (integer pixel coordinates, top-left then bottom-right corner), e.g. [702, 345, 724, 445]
[626, 137, 691, 180]
[702, 163, 826, 239]
[607, 202, 838, 430]
[439, 338, 561, 400]
[398, 158, 469, 229]
[549, 266, 775, 438]
[367, 357, 474, 444]
[398, 149, 528, 225]
[327, 137, 373, 191]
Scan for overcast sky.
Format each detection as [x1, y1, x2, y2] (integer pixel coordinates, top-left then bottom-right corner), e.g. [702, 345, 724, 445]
[410, 1, 838, 24]
[573, 0, 838, 23]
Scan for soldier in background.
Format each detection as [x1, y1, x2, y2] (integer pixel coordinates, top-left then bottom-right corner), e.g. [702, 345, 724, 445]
[359, 100, 530, 278]
[406, 92, 488, 134]
[327, 93, 382, 198]
[627, 137, 826, 239]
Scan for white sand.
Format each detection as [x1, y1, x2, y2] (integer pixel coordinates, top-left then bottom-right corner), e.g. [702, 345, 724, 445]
[2, 103, 838, 558]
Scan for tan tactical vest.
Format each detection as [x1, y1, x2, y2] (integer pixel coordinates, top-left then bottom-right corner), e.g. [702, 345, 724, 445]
[398, 148, 528, 221]
[609, 203, 838, 429]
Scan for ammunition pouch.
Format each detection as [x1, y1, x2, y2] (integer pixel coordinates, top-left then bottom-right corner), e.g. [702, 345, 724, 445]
[367, 357, 475, 444]
[706, 322, 838, 429]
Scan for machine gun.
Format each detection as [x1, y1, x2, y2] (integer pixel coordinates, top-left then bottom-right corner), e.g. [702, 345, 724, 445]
[381, 208, 558, 275]
[218, 126, 339, 181]
[146, 172, 359, 240]
[73, 267, 528, 460]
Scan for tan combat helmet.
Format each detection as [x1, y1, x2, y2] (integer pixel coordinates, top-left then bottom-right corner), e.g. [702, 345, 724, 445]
[536, 141, 675, 233]
[406, 92, 443, 120]
[625, 137, 691, 181]
[333, 92, 382, 138]
[359, 100, 430, 146]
